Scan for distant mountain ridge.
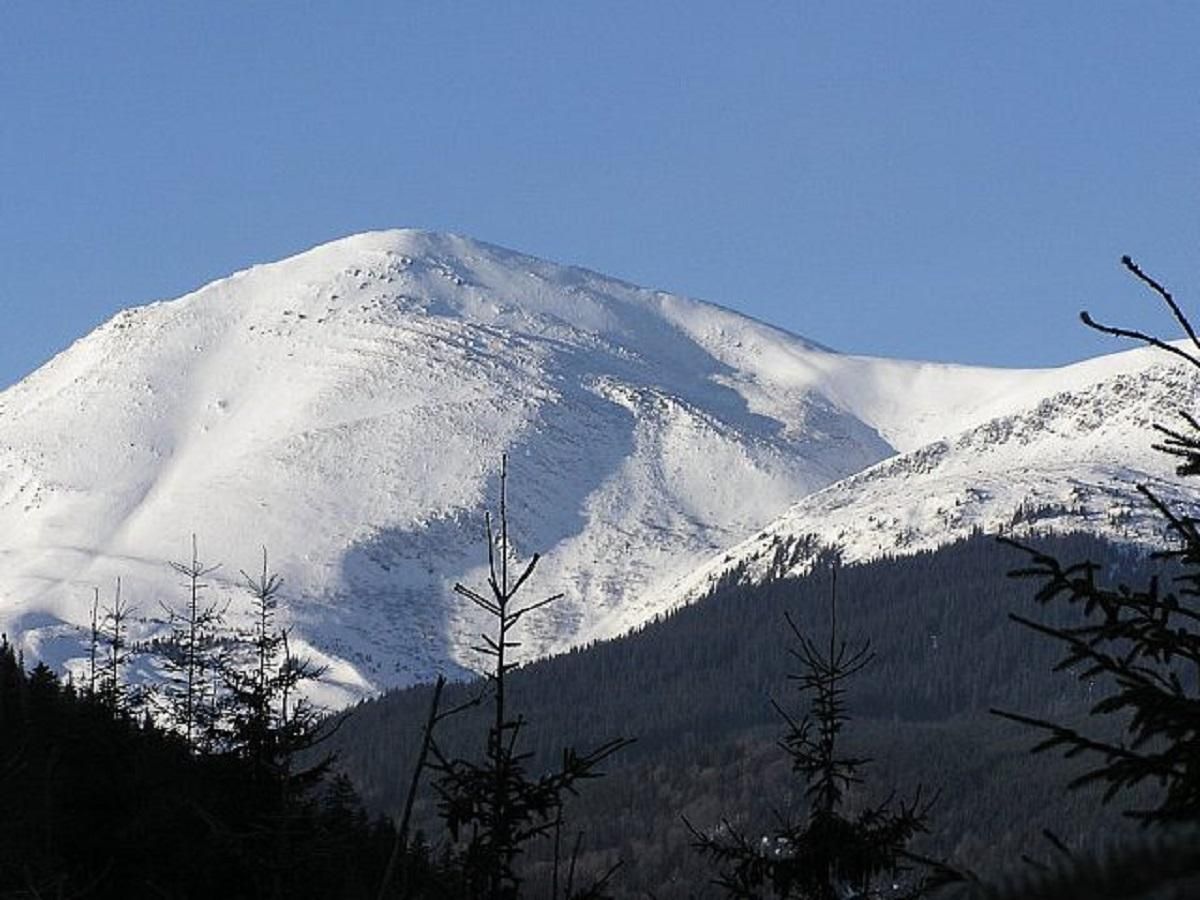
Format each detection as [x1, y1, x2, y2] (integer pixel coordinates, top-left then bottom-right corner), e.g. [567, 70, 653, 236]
[0, 230, 1192, 702]
[672, 347, 1200, 603]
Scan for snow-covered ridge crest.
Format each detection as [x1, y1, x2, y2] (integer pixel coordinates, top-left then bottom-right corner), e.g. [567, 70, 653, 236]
[0, 229, 1186, 702]
[670, 351, 1200, 603]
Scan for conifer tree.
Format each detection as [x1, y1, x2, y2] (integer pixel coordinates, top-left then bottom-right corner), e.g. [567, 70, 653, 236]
[0, 628, 406, 899]
[218, 548, 328, 777]
[430, 455, 631, 900]
[87, 586, 100, 698]
[156, 534, 226, 749]
[687, 565, 949, 899]
[998, 257, 1200, 822]
[215, 547, 332, 900]
[987, 256, 1200, 896]
[100, 576, 136, 712]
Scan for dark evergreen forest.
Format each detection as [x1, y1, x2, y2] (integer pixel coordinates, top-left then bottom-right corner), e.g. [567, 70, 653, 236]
[325, 531, 1165, 898]
[0, 634, 412, 898]
[1, 529, 1192, 897]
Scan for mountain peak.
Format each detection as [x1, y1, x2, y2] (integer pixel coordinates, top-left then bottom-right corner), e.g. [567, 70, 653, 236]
[0, 231, 897, 702]
[1, 232, 1187, 705]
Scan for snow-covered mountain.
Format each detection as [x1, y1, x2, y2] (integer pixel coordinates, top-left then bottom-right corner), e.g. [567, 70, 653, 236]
[672, 346, 1200, 603]
[0, 230, 1193, 702]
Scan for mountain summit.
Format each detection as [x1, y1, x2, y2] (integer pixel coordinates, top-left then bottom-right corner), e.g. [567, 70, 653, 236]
[0, 230, 1190, 701]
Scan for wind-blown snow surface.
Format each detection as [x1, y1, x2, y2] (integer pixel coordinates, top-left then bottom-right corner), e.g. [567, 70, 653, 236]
[0, 229, 1195, 703]
[672, 345, 1200, 604]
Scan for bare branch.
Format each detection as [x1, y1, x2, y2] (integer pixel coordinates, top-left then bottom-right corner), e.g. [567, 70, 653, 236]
[1080, 311, 1200, 371]
[454, 582, 502, 617]
[1122, 254, 1200, 355]
[509, 592, 564, 625]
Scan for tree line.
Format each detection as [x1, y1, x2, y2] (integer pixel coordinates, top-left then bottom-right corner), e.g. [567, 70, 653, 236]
[0, 463, 632, 899]
[329, 531, 1163, 898]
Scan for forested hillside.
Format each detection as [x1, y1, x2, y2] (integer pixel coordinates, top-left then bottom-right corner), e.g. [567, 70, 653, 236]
[0, 528, 1185, 897]
[0, 636, 409, 898]
[327, 532, 1161, 898]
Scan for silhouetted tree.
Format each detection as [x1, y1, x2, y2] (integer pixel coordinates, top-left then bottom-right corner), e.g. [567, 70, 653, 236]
[430, 455, 631, 900]
[990, 256, 1200, 896]
[100, 575, 136, 712]
[218, 548, 325, 773]
[0, 629, 409, 899]
[687, 565, 949, 899]
[215, 547, 333, 900]
[155, 534, 226, 749]
[87, 586, 101, 698]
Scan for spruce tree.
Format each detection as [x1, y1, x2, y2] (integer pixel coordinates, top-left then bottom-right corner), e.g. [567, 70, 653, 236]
[155, 534, 226, 749]
[219, 548, 325, 776]
[687, 565, 949, 899]
[99, 575, 136, 712]
[985, 256, 1200, 897]
[215, 547, 332, 900]
[430, 455, 631, 900]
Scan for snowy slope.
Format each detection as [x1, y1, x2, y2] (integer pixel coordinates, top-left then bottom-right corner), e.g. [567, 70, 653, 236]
[0, 229, 1189, 702]
[670, 345, 1200, 603]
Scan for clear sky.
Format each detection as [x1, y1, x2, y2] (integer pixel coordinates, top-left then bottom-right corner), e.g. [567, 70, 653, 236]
[2, 3, 1197, 389]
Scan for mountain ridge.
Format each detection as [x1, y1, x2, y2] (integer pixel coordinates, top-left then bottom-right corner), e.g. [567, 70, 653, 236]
[671, 347, 1200, 605]
[0, 229, 1190, 702]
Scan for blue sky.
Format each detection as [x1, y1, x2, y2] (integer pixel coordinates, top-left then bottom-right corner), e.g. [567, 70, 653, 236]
[1, 3, 1197, 389]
